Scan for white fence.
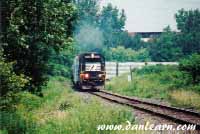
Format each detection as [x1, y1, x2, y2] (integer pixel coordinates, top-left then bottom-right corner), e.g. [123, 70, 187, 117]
[105, 62, 178, 79]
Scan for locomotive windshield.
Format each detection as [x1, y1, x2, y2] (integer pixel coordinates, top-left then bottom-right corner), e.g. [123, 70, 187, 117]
[82, 54, 105, 72]
[85, 62, 101, 71]
[84, 58, 103, 71]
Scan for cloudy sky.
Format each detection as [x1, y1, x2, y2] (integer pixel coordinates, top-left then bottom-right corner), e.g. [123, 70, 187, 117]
[101, 0, 200, 32]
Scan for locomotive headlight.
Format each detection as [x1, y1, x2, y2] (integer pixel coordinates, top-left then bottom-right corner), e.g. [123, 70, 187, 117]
[80, 73, 89, 79]
[84, 73, 89, 79]
[91, 53, 94, 58]
[98, 74, 105, 78]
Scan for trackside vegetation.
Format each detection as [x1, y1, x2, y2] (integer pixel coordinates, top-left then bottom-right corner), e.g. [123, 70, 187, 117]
[0, 77, 134, 134]
[106, 62, 200, 111]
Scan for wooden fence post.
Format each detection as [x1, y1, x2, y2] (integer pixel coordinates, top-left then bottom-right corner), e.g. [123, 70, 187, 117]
[130, 66, 132, 81]
[116, 62, 119, 77]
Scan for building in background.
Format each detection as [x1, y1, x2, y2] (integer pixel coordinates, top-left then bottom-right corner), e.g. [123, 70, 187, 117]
[128, 32, 162, 42]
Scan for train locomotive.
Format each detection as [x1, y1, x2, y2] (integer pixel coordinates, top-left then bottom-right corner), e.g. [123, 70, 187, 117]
[72, 52, 106, 90]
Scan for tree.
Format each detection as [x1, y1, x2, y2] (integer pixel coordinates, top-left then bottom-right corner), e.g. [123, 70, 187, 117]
[73, 1, 128, 53]
[72, 0, 103, 52]
[131, 34, 145, 50]
[72, 0, 99, 26]
[1, 0, 76, 94]
[149, 26, 182, 61]
[179, 54, 200, 84]
[99, 3, 126, 48]
[175, 9, 200, 55]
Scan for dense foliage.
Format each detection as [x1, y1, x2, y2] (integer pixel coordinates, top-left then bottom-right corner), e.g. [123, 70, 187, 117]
[73, 2, 199, 62]
[0, 49, 29, 97]
[99, 3, 126, 48]
[1, 77, 133, 134]
[48, 44, 76, 77]
[73, 0, 146, 61]
[149, 26, 182, 61]
[175, 9, 200, 55]
[179, 54, 200, 84]
[103, 46, 150, 62]
[148, 9, 200, 62]
[1, 0, 76, 93]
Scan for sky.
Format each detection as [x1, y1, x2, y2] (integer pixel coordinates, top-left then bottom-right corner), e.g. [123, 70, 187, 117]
[100, 0, 200, 32]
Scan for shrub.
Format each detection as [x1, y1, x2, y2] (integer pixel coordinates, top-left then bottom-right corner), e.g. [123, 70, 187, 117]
[103, 46, 150, 62]
[179, 54, 200, 84]
[0, 109, 37, 134]
[0, 92, 40, 134]
[0, 49, 29, 97]
[15, 92, 42, 111]
[136, 64, 177, 75]
[48, 63, 71, 77]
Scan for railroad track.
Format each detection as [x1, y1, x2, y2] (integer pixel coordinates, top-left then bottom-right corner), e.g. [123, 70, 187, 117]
[90, 90, 200, 130]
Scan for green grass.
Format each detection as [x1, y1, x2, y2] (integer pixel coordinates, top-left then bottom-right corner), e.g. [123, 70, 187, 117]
[106, 65, 200, 111]
[1, 76, 134, 134]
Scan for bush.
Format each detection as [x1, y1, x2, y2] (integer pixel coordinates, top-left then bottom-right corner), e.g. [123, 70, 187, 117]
[179, 54, 200, 84]
[0, 92, 41, 134]
[0, 110, 37, 134]
[136, 65, 190, 88]
[48, 63, 71, 77]
[0, 49, 29, 97]
[191, 84, 200, 93]
[136, 64, 176, 75]
[15, 92, 42, 111]
[103, 46, 150, 62]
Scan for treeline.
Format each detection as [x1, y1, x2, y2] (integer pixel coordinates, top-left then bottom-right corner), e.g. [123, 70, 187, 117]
[149, 9, 200, 61]
[73, 0, 200, 62]
[72, 0, 150, 61]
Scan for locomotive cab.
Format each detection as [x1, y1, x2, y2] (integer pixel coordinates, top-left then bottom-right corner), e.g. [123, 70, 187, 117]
[72, 53, 105, 90]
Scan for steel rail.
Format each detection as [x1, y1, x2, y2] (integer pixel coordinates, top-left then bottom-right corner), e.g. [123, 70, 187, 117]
[90, 90, 200, 130]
